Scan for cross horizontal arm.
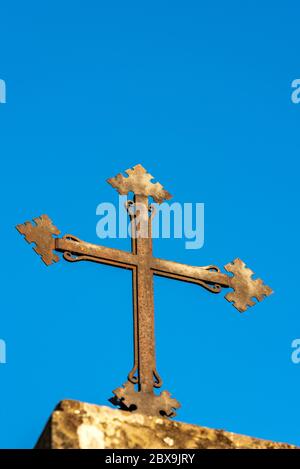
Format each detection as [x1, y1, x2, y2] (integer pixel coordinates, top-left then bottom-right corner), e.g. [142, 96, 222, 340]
[16, 214, 273, 312]
[151, 257, 273, 313]
[55, 235, 137, 270]
[151, 258, 230, 290]
[56, 238, 230, 289]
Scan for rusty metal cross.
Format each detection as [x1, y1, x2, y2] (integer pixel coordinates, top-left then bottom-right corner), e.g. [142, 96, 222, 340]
[16, 164, 273, 418]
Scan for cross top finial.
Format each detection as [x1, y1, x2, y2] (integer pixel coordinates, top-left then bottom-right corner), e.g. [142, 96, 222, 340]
[107, 164, 172, 204]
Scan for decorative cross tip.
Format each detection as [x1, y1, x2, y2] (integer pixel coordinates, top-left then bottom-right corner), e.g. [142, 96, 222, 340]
[16, 214, 60, 266]
[107, 164, 172, 204]
[112, 381, 181, 418]
[224, 258, 273, 313]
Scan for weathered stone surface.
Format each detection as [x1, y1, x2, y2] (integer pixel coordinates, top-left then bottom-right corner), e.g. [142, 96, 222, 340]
[35, 400, 297, 449]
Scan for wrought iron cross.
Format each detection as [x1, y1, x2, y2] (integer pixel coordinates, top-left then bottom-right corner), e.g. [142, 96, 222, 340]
[16, 164, 272, 418]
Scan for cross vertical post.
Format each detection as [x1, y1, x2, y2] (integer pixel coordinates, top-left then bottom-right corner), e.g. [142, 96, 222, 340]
[133, 194, 156, 394]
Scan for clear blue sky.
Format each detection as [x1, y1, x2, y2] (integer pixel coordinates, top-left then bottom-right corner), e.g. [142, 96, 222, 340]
[0, 1, 299, 448]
